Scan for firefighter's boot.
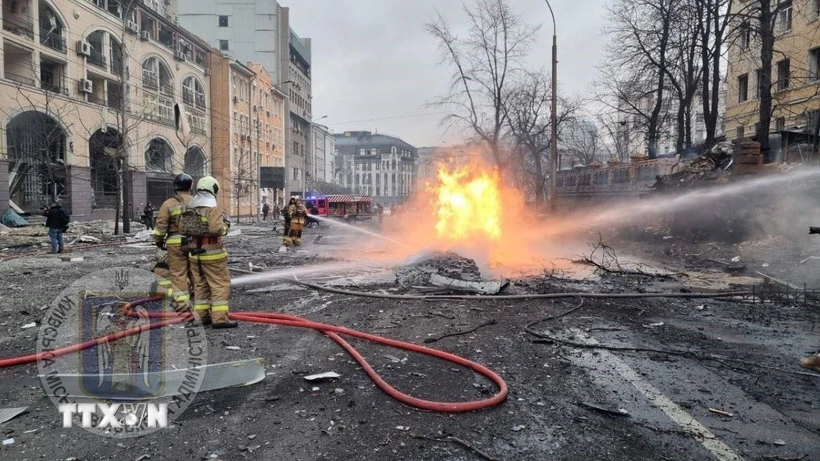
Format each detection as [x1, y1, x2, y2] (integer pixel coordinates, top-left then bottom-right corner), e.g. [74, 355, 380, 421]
[193, 304, 212, 326]
[211, 310, 237, 329]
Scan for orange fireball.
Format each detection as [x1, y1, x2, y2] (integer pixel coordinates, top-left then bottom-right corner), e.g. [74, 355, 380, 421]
[428, 165, 503, 241]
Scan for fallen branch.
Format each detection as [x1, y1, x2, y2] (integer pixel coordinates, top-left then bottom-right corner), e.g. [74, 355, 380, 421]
[412, 434, 501, 461]
[424, 319, 497, 343]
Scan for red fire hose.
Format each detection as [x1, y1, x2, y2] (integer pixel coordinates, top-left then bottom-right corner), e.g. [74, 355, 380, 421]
[0, 298, 508, 413]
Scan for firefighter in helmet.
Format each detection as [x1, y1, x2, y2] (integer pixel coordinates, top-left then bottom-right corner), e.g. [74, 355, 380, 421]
[153, 173, 194, 307]
[183, 176, 237, 329]
[284, 196, 308, 246]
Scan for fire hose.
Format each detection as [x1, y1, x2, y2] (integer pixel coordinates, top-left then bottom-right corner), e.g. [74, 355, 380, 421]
[0, 297, 508, 413]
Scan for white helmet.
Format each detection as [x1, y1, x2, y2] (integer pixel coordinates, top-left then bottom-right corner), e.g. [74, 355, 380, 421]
[197, 176, 220, 195]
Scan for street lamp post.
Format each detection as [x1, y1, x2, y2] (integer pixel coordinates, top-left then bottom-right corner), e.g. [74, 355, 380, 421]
[544, 0, 558, 213]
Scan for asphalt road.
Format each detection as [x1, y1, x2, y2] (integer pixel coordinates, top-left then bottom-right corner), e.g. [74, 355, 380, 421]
[0, 221, 818, 460]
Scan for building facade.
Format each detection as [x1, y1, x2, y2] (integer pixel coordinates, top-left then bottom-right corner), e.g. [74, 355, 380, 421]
[615, 88, 724, 159]
[247, 63, 285, 209]
[334, 131, 418, 206]
[725, 0, 820, 160]
[178, 0, 313, 198]
[311, 122, 333, 184]
[1, 0, 212, 220]
[208, 54, 254, 217]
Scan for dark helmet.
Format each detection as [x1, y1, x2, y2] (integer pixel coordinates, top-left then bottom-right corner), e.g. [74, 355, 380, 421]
[173, 174, 194, 192]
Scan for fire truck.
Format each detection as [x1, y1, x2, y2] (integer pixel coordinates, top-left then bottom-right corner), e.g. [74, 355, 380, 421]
[304, 195, 373, 221]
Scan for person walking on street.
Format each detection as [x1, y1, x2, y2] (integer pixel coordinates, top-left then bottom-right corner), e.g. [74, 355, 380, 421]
[262, 202, 270, 221]
[154, 174, 194, 308]
[44, 201, 70, 254]
[143, 203, 155, 230]
[183, 176, 237, 329]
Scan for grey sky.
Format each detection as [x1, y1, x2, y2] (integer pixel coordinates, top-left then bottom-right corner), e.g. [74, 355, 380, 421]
[287, 0, 608, 148]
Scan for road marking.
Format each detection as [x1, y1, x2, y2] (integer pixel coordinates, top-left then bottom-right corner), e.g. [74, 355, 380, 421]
[572, 330, 742, 461]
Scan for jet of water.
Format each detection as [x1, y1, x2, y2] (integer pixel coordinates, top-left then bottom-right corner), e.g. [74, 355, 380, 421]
[539, 168, 820, 238]
[309, 215, 411, 248]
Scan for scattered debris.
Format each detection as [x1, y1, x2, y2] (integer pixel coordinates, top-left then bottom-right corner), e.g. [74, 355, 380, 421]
[424, 319, 497, 343]
[1, 209, 28, 227]
[396, 426, 410, 431]
[412, 434, 501, 461]
[304, 372, 341, 382]
[772, 440, 786, 446]
[135, 455, 151, 461]
[578, 402, 630, 417]
[225, 346, 241, 351]
[650, 141, 735, 192]
[642, 322, 665, 328]
[429, 273, 509, 295]
[61, 256, 84, 263]
[133, 230, 153, 241]
[2, 438, 15, 446]
[21, 322, 37, 330]
[396, 251, 483, 288]
[512, 425, 525, 432]
[0, 407, 28, 424]
[708, 408, 734, 418]
[40, 358, 266, 398]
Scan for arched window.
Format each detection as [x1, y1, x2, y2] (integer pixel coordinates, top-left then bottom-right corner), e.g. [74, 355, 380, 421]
[6, 110, 67, 212]
[89, 129, 121, 209]
[184, 146, 207, 178]
[145, 138, 174, 173]
[141, 57, 173, 95]
[182, 76, 206, 110]
[39, 2, 66, 52]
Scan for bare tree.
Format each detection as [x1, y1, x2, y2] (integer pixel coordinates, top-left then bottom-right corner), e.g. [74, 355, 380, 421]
[695, 0, 733, 148]
[564, 119, 604, 167]
[425, 0, 539, 172]
[601, 0, 679, 159]
[230, 146, 255, 223]
[505, 72, 580, 203]
[596, 112, 632, 163]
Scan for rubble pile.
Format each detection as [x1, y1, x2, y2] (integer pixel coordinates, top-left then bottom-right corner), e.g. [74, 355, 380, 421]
[651, 141, 736, 191]
[395, 251, 482, 287]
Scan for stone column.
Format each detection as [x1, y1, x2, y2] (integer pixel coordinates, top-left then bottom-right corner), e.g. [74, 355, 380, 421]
[65, 166, 92, 221]
[129, 170, 147, 220]
[0, 159, 9, 212]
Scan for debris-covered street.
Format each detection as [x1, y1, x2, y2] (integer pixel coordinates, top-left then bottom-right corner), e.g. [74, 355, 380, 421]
[1, 216, 818, 461]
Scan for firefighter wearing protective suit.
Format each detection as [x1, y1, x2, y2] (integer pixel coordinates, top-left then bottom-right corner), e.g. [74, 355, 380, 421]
[284, 196, 308, 246]
[153, 174, 194, 306]
[183, 176, 237, 329]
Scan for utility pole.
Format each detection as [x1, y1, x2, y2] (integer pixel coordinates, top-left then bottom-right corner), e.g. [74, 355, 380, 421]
[249, 75, 256, 222]
[544, 0, 558, 214]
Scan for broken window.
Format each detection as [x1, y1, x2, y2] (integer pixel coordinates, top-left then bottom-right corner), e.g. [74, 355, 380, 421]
[809, 48, 820, 82]
[775, 117, 786, 132]
[776, 59, 790, 91]
[145, 138, 174, 173]
[777, 0, 792, 32]
[739, 21, 751, 50]
[218, 15, 228, 27]
[736, 126, 745, 139]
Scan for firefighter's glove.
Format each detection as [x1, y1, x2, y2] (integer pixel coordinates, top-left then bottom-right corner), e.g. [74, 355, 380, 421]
[155, 240, 166, 250]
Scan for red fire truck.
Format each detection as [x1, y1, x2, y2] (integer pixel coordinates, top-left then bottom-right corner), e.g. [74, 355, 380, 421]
[304, 195, 373, 221]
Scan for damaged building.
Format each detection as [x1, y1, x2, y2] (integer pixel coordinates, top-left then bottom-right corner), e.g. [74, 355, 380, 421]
[0, 0, 212, 220]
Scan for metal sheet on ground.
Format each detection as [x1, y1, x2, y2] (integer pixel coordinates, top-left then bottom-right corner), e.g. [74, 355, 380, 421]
[39, 358, 266, 400]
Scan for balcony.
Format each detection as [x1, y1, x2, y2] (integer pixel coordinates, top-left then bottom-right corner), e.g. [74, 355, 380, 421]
[159, 84, 174, 98]
[40, 29, 66, 52]
[142, 71, 158, 90]
[6, 71, 36, 86]
[2, 10, 34, 39]
[88, 51, 107, 70]
[182, 89, 194, 106]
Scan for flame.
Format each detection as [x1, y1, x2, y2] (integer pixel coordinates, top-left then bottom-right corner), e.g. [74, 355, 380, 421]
[429, 165, 503, 241]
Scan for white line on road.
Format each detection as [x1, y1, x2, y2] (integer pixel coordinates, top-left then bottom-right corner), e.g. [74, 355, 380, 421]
[572, 329, 743, 461]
